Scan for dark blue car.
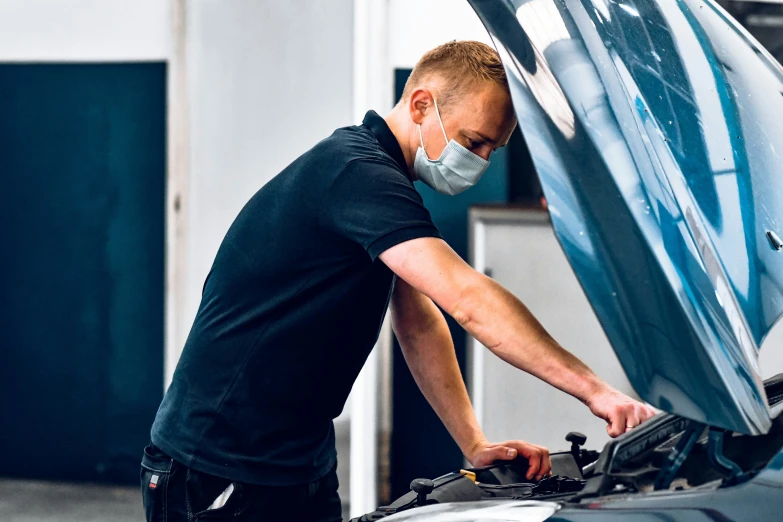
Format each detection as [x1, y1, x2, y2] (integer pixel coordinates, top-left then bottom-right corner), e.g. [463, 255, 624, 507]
[355, 0, 783, 519]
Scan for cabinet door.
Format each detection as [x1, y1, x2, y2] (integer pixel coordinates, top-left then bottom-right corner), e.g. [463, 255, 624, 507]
[470, 210, 635, 452]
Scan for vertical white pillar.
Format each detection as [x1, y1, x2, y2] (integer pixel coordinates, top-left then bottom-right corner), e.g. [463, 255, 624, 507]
[349, 338, 379, 516]
[350, 0, 392, 516]
[165, 0, 189, 389]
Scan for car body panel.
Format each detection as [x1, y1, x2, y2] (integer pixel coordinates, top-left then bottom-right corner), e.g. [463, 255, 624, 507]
[383, 500, 559, 521]
[468, 0, 783, 434]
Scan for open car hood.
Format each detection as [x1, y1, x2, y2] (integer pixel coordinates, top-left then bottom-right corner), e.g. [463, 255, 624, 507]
[469, 0, 783, 434]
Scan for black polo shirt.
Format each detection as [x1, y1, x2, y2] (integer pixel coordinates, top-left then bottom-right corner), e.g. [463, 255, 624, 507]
[150, 111, 441, 485]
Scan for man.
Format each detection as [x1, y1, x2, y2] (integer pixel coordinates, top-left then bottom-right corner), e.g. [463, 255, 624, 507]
[141, 41, 656, 522]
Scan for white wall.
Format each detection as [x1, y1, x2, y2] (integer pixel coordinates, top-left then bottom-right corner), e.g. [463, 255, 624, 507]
[180, 0, 355, 512]
[387, 0, 493, 69]
[181, 0, 355, 343]
[0, 0, 169, 61]
[761, 320, 783, 379]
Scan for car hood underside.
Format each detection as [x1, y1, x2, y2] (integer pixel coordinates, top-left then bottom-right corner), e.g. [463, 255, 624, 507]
[469, 0, 783, 434]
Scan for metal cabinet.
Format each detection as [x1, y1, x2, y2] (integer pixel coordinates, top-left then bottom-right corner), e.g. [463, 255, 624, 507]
[468, 206, 636, 452]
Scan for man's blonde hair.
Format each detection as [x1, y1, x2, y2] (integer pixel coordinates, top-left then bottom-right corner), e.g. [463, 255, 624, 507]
[400, 40, 509, 112]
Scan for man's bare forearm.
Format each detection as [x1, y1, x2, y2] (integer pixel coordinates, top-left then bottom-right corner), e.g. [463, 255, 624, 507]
[392, 288, 487, 459]
[452, 273, 605, 404]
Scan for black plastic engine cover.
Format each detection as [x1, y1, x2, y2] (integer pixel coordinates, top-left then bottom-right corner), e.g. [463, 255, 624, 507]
[351, 452, 583, 521]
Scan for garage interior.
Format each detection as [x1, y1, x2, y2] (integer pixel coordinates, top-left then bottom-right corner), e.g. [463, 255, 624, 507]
[1, 0, 783, 521]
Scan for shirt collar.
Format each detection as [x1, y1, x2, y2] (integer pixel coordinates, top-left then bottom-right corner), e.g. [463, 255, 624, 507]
[362, 110, 409, 174]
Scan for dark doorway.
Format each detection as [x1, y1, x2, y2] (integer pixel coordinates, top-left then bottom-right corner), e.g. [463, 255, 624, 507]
[0, 63, 166, 485]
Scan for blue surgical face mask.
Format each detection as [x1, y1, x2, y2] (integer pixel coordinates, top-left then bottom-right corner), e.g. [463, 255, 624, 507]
[414, 98, 490, 195]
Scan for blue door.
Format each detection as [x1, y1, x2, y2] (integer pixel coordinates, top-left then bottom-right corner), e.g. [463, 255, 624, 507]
[0, 63, 166, 484]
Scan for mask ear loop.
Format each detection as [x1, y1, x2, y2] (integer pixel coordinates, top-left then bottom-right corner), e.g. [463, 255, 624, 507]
[432, 98, 449, 145]
[417, 124, 427, 155]
[417, 96, 449, 158]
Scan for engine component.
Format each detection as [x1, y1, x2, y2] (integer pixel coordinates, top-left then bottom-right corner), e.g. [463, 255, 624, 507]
[654, 421, 705, 490]
[409, 478, 434, 506]
[350, 450, 588, 521]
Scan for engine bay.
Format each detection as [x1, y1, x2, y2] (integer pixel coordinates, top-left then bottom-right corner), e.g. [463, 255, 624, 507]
[352, 374, 783, 521]
[351, 448, 591, 522]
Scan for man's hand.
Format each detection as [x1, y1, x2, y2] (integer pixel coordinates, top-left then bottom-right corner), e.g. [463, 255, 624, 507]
[467, 439, 552, 481]
[586, 386, 658, 437]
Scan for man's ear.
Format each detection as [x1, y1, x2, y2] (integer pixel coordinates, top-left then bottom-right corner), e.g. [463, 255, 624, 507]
[408, 88, 433, 126]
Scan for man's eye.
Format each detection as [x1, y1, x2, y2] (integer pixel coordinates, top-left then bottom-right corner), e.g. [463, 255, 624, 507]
[468, 140, 480, 149]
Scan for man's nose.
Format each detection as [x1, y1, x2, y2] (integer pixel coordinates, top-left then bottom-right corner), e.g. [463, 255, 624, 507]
[477, 146, 493, 161]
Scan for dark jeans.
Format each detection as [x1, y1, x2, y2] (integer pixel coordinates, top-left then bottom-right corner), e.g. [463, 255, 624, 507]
[140, 444, 342, 522]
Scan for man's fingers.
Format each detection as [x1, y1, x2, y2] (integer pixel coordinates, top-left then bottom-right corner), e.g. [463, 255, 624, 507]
[478, 441, 552, 481]
[625, 411, 641, 432]
[610, 403, 658, 435]
[470, 444, 518, 467]
[606, 410, 627, 437]
[535, 446, 551, 480]
[497, 446, 518, 461]
[589, 388, 660, 437]
[624, 402, 657, 433]
[513, 443, 547, 480]
[524, 450, 542, 480]
[488, 445, 519, 465]
[641, 404, 658, 421]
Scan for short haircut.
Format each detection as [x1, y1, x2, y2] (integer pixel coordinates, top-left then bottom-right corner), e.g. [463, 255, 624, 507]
[400, 40, 509, 112]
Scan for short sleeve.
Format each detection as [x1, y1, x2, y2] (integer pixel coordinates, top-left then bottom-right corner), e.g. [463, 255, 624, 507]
[320, 159, 442, 260]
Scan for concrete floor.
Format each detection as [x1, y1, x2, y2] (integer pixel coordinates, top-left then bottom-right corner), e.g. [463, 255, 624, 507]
[0, 479, 144, 522]
[1, 424, 353, 522]
[0, 478, 350, 521]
